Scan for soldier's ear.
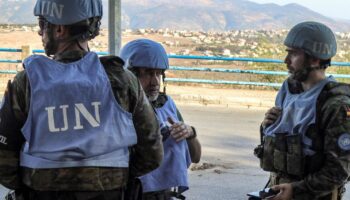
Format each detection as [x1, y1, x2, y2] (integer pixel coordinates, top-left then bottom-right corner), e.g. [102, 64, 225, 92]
[310, 57, 321, 68]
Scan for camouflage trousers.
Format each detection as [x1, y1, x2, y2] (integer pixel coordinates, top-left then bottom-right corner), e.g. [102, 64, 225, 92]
[268, 172, 344, 200]
[7, 188, 124, 200]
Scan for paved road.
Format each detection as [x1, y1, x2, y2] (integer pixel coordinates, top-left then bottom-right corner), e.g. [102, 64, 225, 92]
[0, 104, 349, 199]
[180, 104, 270, 200]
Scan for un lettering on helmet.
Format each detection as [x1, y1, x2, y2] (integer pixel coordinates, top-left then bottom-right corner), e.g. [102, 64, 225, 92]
[312, 42, 333, 57]
[34, 0, 103, 25]
[284, 21, 337, 60]
[36, 1, 64, 20]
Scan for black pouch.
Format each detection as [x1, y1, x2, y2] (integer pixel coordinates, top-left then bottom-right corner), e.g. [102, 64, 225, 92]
[286, 134, 304, 176]
[254, 144, 264, 159]
[261, 136, 276, 172]
[160, 126, 170, 141]
[125, 178, 143, 200]
[273, 133, 288, 172]
[305, 153, 324, 174]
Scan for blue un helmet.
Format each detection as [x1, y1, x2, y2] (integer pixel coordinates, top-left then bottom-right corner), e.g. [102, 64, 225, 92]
[120, 39, 169, 70]
[34, 0, 103, 25]
[34, 0, 103, 55]
[284, 21, 337, 61]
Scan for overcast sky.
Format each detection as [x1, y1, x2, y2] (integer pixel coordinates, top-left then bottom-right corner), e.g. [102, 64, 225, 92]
[248, 0, 350, 20]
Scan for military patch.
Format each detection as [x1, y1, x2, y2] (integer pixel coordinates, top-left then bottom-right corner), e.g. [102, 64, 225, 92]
[338, 133, 350, 151]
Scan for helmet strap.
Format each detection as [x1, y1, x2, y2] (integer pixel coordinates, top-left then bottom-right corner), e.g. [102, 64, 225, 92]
[162, 71, 166, 95]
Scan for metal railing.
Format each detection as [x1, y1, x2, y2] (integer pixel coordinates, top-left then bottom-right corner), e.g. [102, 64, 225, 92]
[1, 47, 350, 87]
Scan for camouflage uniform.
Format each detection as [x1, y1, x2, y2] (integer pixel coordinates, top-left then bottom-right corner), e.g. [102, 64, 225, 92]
[260, 79, 350, 200]
[0, 51, 163, 198]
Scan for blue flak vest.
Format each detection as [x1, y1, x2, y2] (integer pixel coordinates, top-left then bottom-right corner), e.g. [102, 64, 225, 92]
[20, 52, 137, 169]
[264, 76, 335, 155]
[140, 95, 192, 193]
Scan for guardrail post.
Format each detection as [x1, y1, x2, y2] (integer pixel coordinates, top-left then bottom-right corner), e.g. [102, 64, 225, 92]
[21, 45, 32, 62]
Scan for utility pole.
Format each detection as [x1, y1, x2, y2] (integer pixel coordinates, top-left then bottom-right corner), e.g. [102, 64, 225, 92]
[108, 0, 121, 56]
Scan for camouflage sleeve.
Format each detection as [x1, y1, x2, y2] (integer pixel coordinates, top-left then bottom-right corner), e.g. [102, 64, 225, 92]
[100, 56, 163, 178]
[128, 73, 163, 178]
[292, 95, 350, 198]
[0, 72, 27, 189]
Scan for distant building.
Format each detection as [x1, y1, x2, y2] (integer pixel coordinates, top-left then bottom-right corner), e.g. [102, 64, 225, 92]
[123, 29, 132, 33]
[204, 50, 213, 56]
[222, 49, 231, 57]
[179, 49, 190, 55]
[137, 29, 146, 34]
[164, 41, 175, 46]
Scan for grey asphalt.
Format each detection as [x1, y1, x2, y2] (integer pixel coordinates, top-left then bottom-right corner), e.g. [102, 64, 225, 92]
[0, 104, 349, 199]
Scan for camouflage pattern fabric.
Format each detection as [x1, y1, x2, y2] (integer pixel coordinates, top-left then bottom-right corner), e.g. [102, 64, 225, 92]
[265, 81, 350, 200]
[7, 188, 125, 200]
[0, 50, 163, 191]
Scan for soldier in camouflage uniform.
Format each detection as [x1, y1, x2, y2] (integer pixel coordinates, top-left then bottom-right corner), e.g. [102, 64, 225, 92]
[0, 0, 163, 200]
[120, 39, 201, 200]
[255, 21, 350, 200]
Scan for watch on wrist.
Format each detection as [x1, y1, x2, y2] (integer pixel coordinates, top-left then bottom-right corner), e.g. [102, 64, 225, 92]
[187, 126, 197, 140]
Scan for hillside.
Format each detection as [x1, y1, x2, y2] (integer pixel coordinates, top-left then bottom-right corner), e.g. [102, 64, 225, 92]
[1, 0, 350, 31]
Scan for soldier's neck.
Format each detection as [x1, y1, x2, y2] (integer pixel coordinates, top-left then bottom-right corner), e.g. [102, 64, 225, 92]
[54, 41, 89, 60]
[301, 70, 326, 91]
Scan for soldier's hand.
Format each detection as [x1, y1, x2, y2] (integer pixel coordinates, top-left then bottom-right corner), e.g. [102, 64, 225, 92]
[269, 183, 292, 200]
[262, 106, 282, 129]
[168, 117, 194, 143]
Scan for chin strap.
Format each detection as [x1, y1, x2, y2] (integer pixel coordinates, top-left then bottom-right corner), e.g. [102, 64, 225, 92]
[76, 39, 90, 52]
[162, 71, 167, 94]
